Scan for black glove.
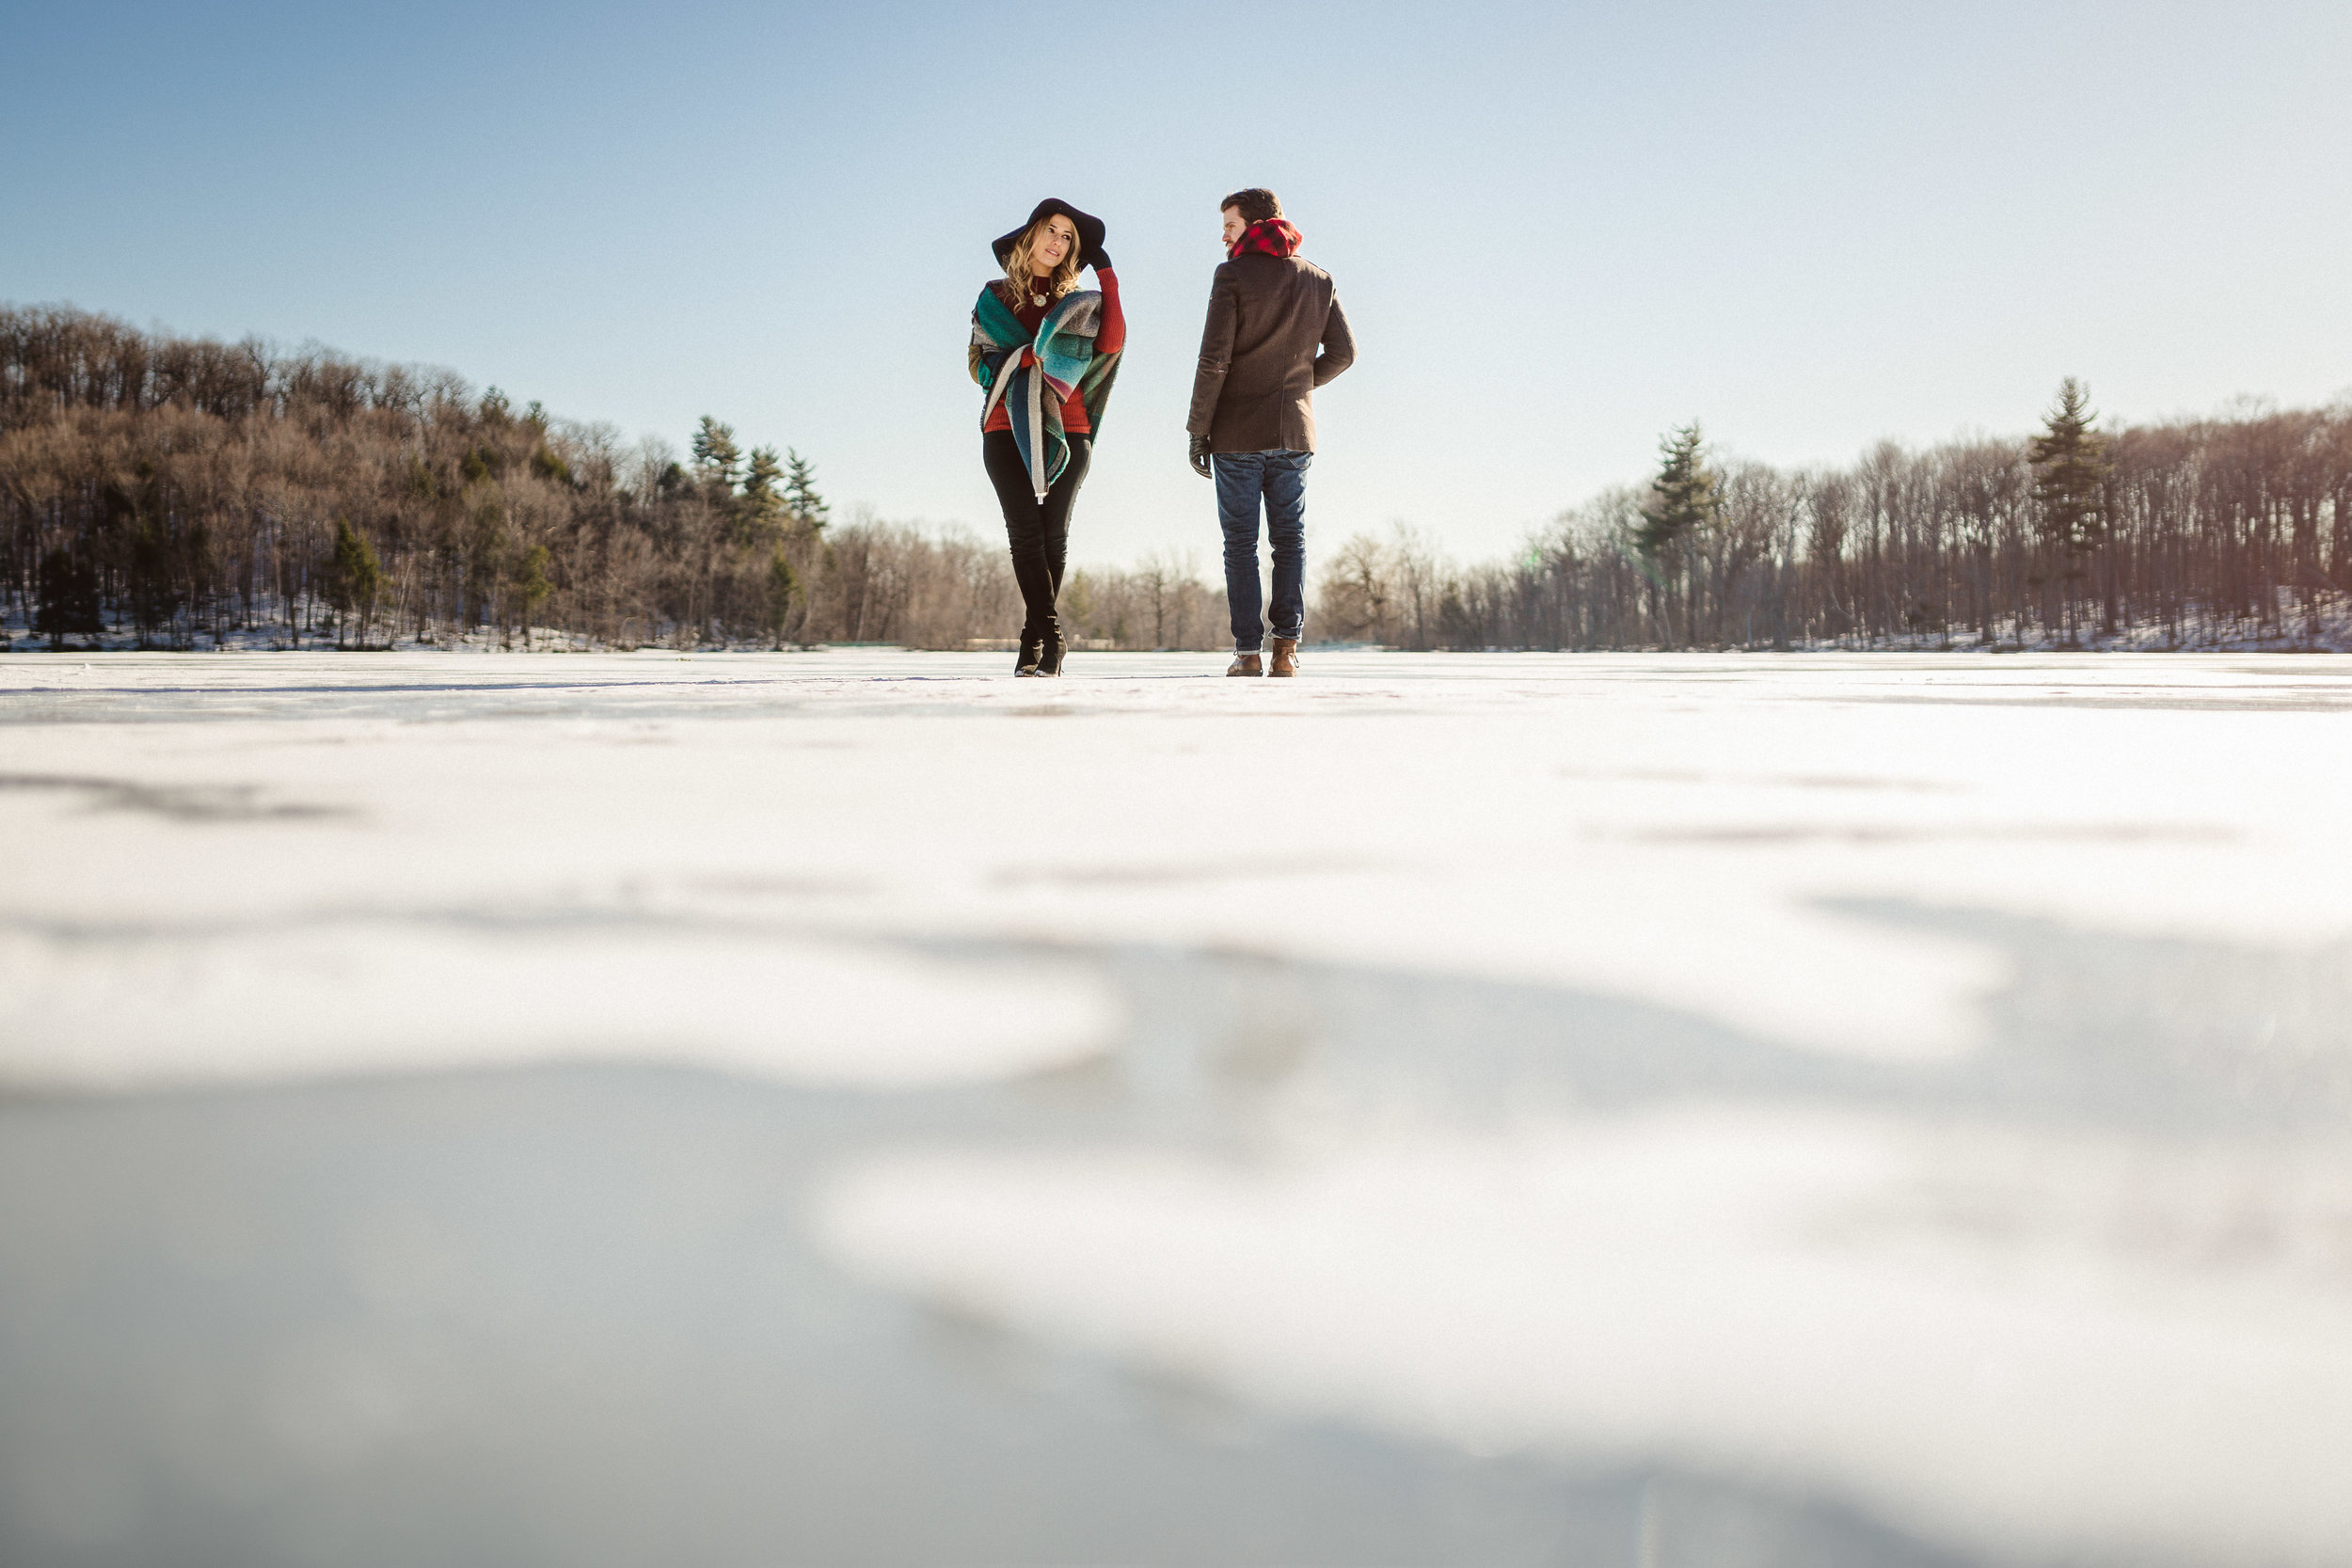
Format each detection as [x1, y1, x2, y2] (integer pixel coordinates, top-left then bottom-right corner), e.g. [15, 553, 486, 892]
[1086, 245, 1113, 272]
[1188, 435, 1213, 479]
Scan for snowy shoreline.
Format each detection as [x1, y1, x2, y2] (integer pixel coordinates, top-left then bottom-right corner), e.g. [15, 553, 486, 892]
[11, 600, 2352, 658]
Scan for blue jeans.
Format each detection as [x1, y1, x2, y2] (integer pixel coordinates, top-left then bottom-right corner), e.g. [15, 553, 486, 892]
[1214, 449, 1311, 651]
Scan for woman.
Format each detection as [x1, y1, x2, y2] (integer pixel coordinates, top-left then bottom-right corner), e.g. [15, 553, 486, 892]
[969, 198, 1123, 675]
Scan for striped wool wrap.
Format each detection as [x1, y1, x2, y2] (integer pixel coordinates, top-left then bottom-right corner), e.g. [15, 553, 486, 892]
[970, 283, 1122, 500]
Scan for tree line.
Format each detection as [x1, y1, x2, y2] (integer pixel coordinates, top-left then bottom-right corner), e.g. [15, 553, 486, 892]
[1318, 382, 2352, 651]
[0, 305, 809, 649]
[0, 303, 1243, 653]
[8, 303, 2345, 653]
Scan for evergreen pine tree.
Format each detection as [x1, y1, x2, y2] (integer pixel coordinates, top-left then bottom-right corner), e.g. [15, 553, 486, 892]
[1634, 423, 1721, 558]
[465, 496, 505, 631]
[765, 546, 799, 649]
[1633, 423, 1720, 646]
[2027, 377, 2110, 640]
[34, 546, 103, 650]
[691, 416, 742, 487]
[513, 545, 553, 642]
[326, 517, 385, 648]
[740, 446, 787, 541]
[127, 521, 182, 645]
[784, 449, 829, 533]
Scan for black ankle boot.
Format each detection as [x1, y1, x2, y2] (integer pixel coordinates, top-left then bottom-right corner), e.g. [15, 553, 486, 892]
[1015, 628, 1043, 676]
[1037, 621, 1066, 676]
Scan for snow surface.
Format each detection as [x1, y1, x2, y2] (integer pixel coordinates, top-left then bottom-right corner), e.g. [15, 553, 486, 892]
[5, 648, 2351, 1563]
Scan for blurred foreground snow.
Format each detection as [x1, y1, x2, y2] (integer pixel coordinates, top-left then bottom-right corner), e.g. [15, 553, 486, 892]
[3, 650, 2348, 1566]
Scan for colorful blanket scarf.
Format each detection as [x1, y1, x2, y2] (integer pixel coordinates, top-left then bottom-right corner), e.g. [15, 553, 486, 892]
[1228, 217, 1303, 261]
[970, 282, 1122, 500]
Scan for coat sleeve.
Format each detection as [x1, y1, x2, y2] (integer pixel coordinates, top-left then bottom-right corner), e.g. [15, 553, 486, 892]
[1186, 264, 1238, 437]
[1311, 288, 1356, 388]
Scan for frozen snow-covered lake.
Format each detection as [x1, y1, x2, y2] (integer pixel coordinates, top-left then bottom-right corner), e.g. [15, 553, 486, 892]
[4, 649, 2349, 1567]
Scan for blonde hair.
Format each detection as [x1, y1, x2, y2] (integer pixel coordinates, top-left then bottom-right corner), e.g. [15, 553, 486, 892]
[1001, 216, 1084, 309]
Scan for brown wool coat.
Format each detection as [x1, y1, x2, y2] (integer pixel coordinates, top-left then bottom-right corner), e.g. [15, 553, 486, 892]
[1186, 253, 1356, 453]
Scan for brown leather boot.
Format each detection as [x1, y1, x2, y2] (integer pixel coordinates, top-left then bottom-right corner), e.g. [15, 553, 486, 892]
[1226, 652, 1263, 676]
[1269, 637, 1299, 676]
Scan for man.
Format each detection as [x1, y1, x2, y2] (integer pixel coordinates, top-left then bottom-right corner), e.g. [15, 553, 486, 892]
[1187, 187, 1356, 676]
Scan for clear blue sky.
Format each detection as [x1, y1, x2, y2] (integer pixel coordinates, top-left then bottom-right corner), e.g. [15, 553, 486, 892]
[7, 1, 2347, 568]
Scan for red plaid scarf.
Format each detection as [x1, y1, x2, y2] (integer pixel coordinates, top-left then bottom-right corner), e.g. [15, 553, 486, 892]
[1227, 217, 1303, 261]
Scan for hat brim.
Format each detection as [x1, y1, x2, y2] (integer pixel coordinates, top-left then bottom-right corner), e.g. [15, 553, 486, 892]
[992, 198, 1105, 267]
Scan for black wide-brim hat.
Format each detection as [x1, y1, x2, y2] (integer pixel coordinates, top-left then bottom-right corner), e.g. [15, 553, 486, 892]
[992, 198, 1105, 267]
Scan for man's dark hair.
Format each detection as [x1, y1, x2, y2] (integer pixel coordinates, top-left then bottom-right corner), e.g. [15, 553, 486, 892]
[1220, 188, 1282, 224]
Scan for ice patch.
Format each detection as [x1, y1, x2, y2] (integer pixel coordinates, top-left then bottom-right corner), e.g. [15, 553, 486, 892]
[0, 926, 1120, 1091]
[817, 1110, 2352, 1565]
[8, 652, 2351, 1074]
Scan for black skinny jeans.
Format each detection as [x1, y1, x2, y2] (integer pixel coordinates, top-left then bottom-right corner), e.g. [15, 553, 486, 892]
[983, 428, 1091, 635]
